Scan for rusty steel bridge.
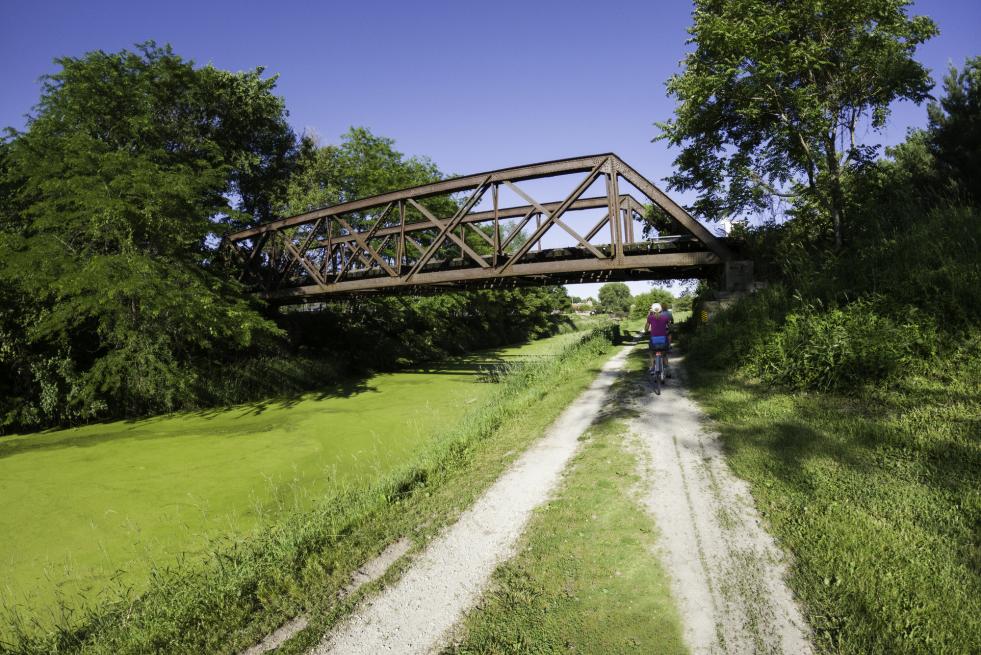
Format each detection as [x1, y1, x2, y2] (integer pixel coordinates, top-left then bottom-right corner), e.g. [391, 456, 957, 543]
[222, 154, 742, 303]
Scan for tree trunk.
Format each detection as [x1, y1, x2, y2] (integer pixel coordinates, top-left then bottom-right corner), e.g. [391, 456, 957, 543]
[824, 138, 845, 248]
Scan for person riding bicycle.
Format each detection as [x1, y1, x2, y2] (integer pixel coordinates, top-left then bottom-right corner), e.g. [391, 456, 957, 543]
[645, 303, 672, 377]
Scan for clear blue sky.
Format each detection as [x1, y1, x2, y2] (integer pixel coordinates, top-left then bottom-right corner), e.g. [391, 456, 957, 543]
[2, 0, 978, 298]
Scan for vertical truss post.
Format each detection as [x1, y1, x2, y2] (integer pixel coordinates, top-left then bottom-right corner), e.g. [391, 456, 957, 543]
[618, 199, 627, 244]
[623, 201, 633, 244]
[606, 169, 624, 264]
[607, 178, 618, 257]
[536, 213, 542, 252]
[398, 200, 406, 273]
[492, 183, 500, 267]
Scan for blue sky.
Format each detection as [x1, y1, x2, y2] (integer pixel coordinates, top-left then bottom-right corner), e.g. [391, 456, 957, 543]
[2, 0, 978, 298]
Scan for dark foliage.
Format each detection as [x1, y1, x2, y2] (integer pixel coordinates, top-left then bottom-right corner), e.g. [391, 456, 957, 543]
[0, 43, 295, 428]
[688, 57, 981, 391]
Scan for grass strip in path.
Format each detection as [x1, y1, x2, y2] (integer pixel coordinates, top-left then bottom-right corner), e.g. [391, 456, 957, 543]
[446, 352, 687, 655]
[687, 359, 981, 655]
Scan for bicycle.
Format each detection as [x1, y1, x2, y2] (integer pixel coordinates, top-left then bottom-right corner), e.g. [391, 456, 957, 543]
[648, 336, 668, 395]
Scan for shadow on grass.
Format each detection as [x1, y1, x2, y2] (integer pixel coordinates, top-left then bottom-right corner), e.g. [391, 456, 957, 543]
[0, 336, 584, 459]
[687, 367, 981, 527]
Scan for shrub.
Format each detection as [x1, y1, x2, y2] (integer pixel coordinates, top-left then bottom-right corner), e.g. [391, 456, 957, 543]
[748, 299, 935, 391]
[686, 285, 791, 371]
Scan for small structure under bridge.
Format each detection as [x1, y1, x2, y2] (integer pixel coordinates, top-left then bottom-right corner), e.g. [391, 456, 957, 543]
[221, 153, 751, 303]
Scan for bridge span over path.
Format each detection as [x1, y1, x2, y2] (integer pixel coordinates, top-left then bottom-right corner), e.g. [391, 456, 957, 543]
[222, 154, 743, 303]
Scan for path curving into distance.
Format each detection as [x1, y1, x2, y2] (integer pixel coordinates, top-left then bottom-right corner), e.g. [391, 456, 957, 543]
[307, 345, 813, 654]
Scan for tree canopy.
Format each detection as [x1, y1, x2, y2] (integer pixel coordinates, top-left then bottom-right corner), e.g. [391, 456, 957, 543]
[630, 288, 676, 319]
[0, 64, 574, 432]
[598, 282, 632, 314]
[0, 43, 297, 425]
[657, 0, 938, 247]
[926, 56, 981, 205]
[284, 127, 443, 215]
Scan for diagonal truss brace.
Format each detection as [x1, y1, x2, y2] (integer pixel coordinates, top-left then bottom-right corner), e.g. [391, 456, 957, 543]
[501, 157, 609, 271]
[405, 176, 491, 279]
[503, 180, 607, 260]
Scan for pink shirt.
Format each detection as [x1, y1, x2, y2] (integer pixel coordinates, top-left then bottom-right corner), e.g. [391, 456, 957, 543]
[647, 313, 670, 338]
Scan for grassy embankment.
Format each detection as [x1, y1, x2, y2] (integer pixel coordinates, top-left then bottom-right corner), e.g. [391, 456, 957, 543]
[449, 343, 687, 654]
[687, 336, 981, 654]
[2, 325, 618, 654]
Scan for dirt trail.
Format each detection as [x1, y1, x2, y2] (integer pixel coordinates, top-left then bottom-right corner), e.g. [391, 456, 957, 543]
[310, 346, 632, 655]
[629, 357, 813, 654]
[308, 344, 812, 654]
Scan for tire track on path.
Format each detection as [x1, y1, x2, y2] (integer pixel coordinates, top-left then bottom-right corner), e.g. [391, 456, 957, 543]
[630, 356, 813, 654]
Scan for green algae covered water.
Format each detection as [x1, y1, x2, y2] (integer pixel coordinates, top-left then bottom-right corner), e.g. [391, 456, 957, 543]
[0, 331, 586, 626]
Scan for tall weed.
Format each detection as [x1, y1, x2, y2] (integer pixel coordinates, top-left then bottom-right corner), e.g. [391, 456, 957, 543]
[685, 285, 790, 370]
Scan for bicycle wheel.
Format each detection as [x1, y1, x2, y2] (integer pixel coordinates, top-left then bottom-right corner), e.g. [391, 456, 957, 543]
[652, 354, 662, 395]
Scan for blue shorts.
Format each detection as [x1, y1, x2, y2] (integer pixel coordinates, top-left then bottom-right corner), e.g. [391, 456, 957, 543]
[649, 335, 669, 351]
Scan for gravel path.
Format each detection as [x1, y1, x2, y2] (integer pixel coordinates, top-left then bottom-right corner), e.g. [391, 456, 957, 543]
[311, 346, 632, 655]
[629, 358, 813, 654]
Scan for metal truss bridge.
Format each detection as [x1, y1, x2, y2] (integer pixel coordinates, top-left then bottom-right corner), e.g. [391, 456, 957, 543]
[222, 153, 737, 303]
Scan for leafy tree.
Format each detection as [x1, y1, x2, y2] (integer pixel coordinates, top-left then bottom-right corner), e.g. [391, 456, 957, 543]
[927, 56, 981, 204]
[657, 0, 937, 247]
[674, 292, 695, 312]
[0, 43, 296, 424]
[710, 56, 981, 332]
[284, 127, 443, 214]
[543, 285, 573, 312]
[598, 282, 632, 314]
[285, 128, 529, 259]
[630, 288, 675, 318]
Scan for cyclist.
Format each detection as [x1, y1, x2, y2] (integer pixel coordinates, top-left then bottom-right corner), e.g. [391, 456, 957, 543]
[645, 303, 672, 377]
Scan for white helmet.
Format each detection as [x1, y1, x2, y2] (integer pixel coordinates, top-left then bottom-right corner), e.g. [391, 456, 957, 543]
[651, 303, 662, 313]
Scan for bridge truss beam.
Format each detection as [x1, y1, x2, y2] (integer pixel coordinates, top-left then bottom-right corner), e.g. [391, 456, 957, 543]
[222, 154, 732, 302]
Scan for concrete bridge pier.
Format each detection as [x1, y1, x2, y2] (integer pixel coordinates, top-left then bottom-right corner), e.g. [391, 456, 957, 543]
[724, 259, 754, 293]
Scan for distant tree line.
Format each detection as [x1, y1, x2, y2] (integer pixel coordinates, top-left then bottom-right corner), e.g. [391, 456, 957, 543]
[0, 43, 570, 432]
[590, 282, 692, 319]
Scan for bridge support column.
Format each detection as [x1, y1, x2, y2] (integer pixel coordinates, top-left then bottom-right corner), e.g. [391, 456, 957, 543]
[724, 260, 754, 292]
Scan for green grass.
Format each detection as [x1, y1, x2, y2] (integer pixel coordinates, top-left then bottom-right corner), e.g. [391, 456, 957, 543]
[1, 327, 619, 653]
[447, 350, 687, 655]
[687, 348, 981, 654]
[0, 331, 587, 638]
